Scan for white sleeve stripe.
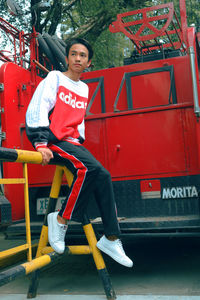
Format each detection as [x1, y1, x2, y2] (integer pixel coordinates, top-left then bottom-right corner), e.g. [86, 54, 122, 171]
[26, 72, 58, 127]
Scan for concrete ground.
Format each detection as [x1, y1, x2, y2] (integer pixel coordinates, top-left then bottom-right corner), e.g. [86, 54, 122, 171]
[1, 295, 200, 300]
[1, 232, 200, 299]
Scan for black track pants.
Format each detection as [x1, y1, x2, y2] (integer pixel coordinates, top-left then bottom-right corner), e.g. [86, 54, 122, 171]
[49, 141, 120, 237]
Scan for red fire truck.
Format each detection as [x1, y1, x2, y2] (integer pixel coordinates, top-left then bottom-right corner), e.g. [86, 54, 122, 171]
[0, 0, 200, 236]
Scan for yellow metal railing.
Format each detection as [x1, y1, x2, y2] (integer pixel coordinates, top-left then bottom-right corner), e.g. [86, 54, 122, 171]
[0, 147, 116, 300]
[0, 149, 43, 263]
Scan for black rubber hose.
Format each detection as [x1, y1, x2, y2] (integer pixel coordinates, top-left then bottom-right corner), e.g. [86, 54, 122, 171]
[37, 33, 58, 69]
[43, 33, 67, 71]
[52, 35, 66, 55]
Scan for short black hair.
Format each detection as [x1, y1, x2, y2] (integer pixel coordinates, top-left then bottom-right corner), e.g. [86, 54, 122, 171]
[65, 38, 93, 60]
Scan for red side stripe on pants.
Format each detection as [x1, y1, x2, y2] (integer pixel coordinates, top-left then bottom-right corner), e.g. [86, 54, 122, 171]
[49, 144, 87, 220]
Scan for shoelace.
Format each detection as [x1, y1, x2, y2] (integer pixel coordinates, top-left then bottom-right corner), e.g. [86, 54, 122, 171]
[116, 239, 125, 254]
[57, 225, 67, 240]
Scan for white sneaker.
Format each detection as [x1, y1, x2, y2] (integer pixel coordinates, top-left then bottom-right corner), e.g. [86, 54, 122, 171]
[96, 235, 133, 268]
[47, 211, 68, 254]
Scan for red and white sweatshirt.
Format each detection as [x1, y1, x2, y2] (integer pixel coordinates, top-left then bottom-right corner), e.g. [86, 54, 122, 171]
[26, 71, 89, 149]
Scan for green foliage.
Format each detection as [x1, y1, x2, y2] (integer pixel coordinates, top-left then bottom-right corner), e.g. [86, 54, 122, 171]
[92, 31, 132, 70]
[0, 1, 30, 31]
[60, 0, 145, 69]
[146, 0, 200, 30]
[0, 0, 31, 51]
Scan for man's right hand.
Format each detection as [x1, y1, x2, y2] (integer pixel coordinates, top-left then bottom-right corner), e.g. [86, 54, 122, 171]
[37, 147, 54, 165]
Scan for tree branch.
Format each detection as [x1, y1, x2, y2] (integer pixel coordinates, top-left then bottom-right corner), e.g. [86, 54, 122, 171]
[64, 10, 113, 42]
[62, 0, 79, 14]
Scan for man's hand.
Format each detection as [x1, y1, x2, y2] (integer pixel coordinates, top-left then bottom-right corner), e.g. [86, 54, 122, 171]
[37, 147, 54, 165]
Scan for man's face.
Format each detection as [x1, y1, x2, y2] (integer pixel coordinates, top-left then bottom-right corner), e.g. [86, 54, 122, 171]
[66, 43, 91, 74]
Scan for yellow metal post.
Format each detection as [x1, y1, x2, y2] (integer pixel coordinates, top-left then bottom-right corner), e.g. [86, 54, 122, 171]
[36, 166, 64, 258]
[16, 149, 43, 164]
[83, 223, 106, 270]
[49, 166, 64, 198]
[63, 166, 74, 187]
[0, 163, 32, 262]
[0, 244, 30, 260]
[27, 165, 65, 298]
[23, 163, 32, 262]
[83, 219, 116, 299]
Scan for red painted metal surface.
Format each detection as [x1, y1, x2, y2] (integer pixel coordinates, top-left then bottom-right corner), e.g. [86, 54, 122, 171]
[0, 63, 56, 220]
[109, 2, 185, 52]
[140, 180, 161, 193]
[84, 105, 199, 180]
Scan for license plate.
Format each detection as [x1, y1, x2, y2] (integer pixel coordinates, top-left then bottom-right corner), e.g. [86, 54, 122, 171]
[37, 197, 66, 215]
